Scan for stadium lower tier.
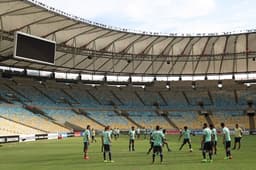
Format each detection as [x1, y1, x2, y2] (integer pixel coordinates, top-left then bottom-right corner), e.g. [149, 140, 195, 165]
[0, 77, 255, 135]
[0, 104, 252, 136]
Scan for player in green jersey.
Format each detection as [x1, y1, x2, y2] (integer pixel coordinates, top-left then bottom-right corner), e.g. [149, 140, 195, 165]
[101, 126, 114, 163]
[83, 125, 91, 160]
[221, 122, 232, 159]
[162, 129, 172, 152]
[179, 126, 193, 152]
[151, 125, 165, 163]
[128, 126, 136, 151]
[201, 123, 213, 163]
[210, 124, 217, 155]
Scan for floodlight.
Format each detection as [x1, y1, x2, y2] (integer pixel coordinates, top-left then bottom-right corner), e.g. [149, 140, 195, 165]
[217, 81, 223, 89]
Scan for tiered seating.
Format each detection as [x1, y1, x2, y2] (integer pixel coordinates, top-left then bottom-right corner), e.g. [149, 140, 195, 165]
[211, 90, 237, 109]
[0, 83, 28, 104]
[227, 112, 249, 129]
[0, 105, 69, 133]
[230, 115, 249, 129]
[211, 111, 249, 129]
[137, 90, 166, 106]
[89, 87, 122, 105]
[160, 91, 188, 109]
[63, 87, 99, 107]
[0, 78, 253, 131]
[0, 129, 16, 136]
[186, 91, 212, 105]
[0, 117, 43, 135]
[168, 111, 201, 129]
[112, 88, 143, 106]
[43, 109, 104, 129]
[197, 115, 206, 128]
[37, 86, 75, 106]
[211, 111, 226, 126]
[14, 85, 54, 106]
[86, 111, 133, 129]
[236, 89, 256, 105]
[128, 111, 170, 128]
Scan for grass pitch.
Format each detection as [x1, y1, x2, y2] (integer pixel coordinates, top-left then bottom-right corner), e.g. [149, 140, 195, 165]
[0, 135, 255, 170]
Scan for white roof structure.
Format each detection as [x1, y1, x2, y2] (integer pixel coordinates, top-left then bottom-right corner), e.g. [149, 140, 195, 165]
[0, 0, 256, 76]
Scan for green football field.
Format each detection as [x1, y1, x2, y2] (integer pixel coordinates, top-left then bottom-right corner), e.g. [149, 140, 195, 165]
[0, 135, 255, 170]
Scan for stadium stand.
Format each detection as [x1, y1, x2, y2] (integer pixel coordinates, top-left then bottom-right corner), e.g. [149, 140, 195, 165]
[167, 111, 203, 129]
[127, 111, 170, 129]
[43, 108, 104, 130]
[237, 89, 256, 106]
[0, 104, 69, 134]
[0, 77, 255, 135]
[211, 111, 249, 129]
[112, 87, 144, 107]
[160, 91, 189, 109]
[210, 90, 238, 109]
[0, 117, 43, 135]
[11, 84, 54, 106]
[62, 86, 99, 107]
[89, 87, 122, 105]
[85, 110, 134, 129]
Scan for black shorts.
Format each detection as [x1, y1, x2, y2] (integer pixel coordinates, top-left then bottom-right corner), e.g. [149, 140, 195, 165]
[129, 139, 135, 143]
[150, 142, 154, 147]
[235, 137, 241, 143]
[225, 141, 231, 149]
[153, 146, 162, 153]
[183, 139, 190, 144]
[203, 142, 212, 151]
[83, 142, 89, 151]
[103, 144, 111, 152]
[211, 141, 217, 147]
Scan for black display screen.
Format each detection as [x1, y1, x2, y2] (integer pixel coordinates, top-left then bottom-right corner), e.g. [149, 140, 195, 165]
[14, 32, 56, 65]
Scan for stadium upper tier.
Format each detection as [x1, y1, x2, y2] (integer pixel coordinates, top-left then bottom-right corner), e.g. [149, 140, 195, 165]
[0, 0, 256, 76]
[0, 77, 256, 109]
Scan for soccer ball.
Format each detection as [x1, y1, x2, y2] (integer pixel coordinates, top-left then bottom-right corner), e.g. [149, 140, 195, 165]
[189, 148, 193, 152]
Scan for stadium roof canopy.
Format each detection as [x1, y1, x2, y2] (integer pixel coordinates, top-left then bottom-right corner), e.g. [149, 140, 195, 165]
[0, 0, 256, 76]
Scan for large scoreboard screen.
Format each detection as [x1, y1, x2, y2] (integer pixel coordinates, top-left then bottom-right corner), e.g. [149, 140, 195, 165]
[14, 32, 56, 65]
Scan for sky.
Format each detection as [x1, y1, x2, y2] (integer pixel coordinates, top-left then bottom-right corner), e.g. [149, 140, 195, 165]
[38, 0, 256, 34]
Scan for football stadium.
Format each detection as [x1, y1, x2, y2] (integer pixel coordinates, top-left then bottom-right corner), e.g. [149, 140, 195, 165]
[0, 0, 256, 170]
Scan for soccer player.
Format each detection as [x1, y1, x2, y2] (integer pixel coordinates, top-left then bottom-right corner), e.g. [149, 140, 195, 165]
[151, 125, 165, 163]
[178, 126, 193, 152]
[162, 129, 172, 152]
[201, 123, 213, 163]
[116, 128, 120, 138]
[233, 124, 243, 150]
[136, 127, 141, 139]
[210, 124, 217, 155]
[221, 122, 232, 159]
[143, 127, 147, 139]
[113, 128, 118, 140]
[147, 130, 154, 154]
[83, 125, 91, 160]
[91, 128, 96, 143]
[128, 126, 136, 151]
[101, 126, 114, 163]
